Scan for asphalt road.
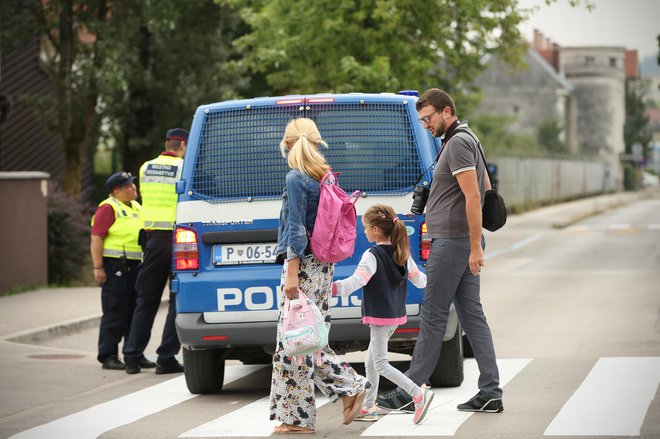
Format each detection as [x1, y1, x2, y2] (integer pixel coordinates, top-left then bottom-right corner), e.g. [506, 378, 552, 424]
[1, 195, 659, 439]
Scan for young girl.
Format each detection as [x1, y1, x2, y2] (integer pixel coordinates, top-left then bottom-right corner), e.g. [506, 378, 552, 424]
[333, 204, 434, 424]
[270, 118, 367, 434]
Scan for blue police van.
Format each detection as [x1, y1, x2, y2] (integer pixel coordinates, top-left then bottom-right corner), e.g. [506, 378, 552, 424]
[172, 92, 464, 394]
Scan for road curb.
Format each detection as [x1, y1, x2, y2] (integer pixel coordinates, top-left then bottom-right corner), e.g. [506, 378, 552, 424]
[3, 314, 102, 344]
[2, 299, 171, 345]
[553, 190, 656, 228]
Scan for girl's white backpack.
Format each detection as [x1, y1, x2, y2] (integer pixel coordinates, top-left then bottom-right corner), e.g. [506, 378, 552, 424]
[280, 291, 328, 366]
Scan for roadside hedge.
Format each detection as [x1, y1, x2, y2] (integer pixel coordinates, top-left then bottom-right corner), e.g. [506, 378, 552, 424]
[47, 183, 93, 285]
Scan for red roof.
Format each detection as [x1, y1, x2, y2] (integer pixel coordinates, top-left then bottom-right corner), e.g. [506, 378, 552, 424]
[625, 50, 639, 79]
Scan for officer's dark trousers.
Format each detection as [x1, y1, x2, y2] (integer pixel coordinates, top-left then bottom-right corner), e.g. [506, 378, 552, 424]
[123, 231, 180, 366]
[97, 257, 139, 363]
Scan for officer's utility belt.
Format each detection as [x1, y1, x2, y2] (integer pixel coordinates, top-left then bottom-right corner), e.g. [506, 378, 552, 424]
[145, 229, 173, 236]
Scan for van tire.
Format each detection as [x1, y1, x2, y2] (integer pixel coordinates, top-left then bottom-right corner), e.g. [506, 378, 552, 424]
[429, 325, 464, 387]
[183, 347, 225, 394]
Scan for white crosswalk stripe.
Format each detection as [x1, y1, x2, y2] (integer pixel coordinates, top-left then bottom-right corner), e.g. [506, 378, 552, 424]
[361, 358, 531, 436]
[8, 357, 660, 438]
[8, 365, 264, 439]
[180, 395, 331, 437]
[181, 358, 531, 437]
[545, 357, 660, 436]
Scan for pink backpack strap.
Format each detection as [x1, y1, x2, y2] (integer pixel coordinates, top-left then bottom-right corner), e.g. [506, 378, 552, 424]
[315, 350, 322, 367]
[347, 190, 360, 204]
[297, 291, 310, 311]
[320, 170, 334, 185]
[282, 295, 295, 322]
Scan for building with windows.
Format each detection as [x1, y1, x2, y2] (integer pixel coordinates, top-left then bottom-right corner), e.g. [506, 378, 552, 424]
[474, 30, 642, 190]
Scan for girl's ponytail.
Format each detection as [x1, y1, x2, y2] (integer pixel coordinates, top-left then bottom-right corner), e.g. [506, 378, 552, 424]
[363, 204, 411, 266]
[390, 215, 411, 266]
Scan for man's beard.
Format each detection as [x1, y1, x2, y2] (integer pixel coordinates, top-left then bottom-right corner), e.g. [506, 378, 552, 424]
[433, 119, 447, 138]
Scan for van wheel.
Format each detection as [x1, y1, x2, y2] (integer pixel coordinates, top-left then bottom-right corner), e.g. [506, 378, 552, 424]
[183, 347, 225, 394]
[429, 325, 464, 387]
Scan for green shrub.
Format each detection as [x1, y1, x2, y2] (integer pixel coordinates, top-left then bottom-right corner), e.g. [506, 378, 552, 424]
[48, 183, 93, 285]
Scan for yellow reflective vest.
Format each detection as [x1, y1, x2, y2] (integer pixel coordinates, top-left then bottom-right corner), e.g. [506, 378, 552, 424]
[91, 197, 143, 260]
[139, 153, 183, 230]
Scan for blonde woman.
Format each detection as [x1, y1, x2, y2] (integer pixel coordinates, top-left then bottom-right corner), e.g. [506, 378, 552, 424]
[270, 118, 367, 434]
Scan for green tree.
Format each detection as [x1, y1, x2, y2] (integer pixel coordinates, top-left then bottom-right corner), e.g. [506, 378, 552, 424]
[1, 0, 250, 190]
[624, 81, 652, 156]
[233, 0, 588, 107]
[469, 114, 539, 157]
[537, 118, 569, 155]
[100, 0, 250, 176]
[1, 0, 110, 195]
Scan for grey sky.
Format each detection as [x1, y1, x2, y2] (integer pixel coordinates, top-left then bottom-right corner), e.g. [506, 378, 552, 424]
[518, 0, 659, 59]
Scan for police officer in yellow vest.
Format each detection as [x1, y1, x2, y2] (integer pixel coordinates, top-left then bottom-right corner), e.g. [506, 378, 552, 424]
[91, 172, 155, 370]
[123, 128, 187, 375]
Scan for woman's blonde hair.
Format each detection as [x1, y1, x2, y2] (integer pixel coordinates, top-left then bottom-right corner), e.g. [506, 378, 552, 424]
[362, 204, 411, 266]
[280, 118, 330, 181]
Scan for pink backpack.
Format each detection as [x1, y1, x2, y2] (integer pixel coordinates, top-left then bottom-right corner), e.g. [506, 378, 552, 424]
[281, 291, 329, 366]
[309, 171, 360, 263]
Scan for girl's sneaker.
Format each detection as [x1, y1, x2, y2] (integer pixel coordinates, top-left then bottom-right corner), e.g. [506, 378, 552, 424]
[412, 385, 434, 424]
[355, 405, 379, 422]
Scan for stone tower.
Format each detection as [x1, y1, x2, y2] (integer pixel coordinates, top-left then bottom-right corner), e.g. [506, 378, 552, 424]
[561, 47, 626, 189]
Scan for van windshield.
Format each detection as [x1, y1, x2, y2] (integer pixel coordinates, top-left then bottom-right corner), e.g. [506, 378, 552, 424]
[191, 101, 421, 202]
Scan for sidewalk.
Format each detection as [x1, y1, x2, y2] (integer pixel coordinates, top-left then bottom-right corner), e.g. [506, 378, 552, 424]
[1, 189, 656, 345]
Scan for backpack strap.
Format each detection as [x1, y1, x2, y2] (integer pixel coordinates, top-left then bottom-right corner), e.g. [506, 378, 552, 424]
[453, 128, 496, 190]
[320, 170, 336, 185]
[347, 190, 360, 204]
[297, 291, 310, 312]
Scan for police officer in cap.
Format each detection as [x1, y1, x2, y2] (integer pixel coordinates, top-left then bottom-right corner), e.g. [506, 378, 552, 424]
[91, 172, 155, 370]
[123, 128, 188, 374]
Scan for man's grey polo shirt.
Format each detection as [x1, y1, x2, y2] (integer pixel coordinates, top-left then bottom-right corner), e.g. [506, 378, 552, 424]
[425, 126, 487, 239]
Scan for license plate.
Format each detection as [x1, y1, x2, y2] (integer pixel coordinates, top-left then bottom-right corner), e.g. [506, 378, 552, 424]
[213, 243, 277, 265]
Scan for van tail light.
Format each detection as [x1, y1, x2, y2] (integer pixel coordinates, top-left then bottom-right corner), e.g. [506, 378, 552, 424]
[394, 327, 420, 334]
[202, 335, 228, 341]
[420, 221, 430, 261]
[174, 227, 199, 270]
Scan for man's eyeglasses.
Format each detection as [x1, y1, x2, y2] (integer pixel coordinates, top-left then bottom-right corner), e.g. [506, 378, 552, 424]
[418, 111, 437, 124]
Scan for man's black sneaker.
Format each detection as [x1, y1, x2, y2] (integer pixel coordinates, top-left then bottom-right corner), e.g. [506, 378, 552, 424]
[138, 356, 156, 369]
[375, 388, 414, 412]
[101, 355, 126, 370]
[125, 363, 141, 374]
[155, 360, 184, 375]
[457, 392, 503, 413]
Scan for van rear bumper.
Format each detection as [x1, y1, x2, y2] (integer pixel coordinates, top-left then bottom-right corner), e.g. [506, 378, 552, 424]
[175, 309, 458, 350]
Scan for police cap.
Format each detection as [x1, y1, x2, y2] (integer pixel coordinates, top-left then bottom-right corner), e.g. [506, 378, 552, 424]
[165, 128, 189, 142]
[105, 171, 137, 193]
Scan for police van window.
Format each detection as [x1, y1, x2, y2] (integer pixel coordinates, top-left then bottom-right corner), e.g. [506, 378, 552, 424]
[190, 101, 421, 202]
[313, 106, 419, 192]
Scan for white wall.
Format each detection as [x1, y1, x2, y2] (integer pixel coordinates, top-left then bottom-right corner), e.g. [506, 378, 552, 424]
[491, 156, 616, 207]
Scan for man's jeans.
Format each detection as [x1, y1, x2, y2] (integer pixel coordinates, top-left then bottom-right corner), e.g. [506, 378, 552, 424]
[406, 237, 502, 398]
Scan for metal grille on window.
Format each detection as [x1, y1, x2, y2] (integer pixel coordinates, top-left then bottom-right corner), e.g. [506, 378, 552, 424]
[190, 101, 421, 203]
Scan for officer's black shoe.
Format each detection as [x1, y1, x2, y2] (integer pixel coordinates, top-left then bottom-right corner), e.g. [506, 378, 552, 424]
[101, 355, 126, 370]
[125, 363, 141, 375]
[138, 356, 156, 369]
[155, 360, 184, 375]
[457, 392, 504, 413]
[375, 387, 414, 412]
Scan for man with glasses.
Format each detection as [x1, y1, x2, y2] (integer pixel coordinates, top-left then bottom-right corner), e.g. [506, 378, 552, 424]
[123, 128, 188, 375]
[376, 88, 503, 413]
